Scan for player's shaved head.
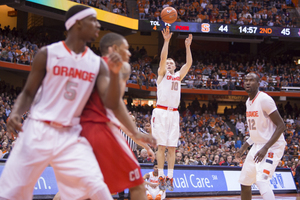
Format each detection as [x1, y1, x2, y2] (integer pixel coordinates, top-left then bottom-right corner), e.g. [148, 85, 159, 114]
[246, 73, 260, 82]
[100, 33, 125, 55]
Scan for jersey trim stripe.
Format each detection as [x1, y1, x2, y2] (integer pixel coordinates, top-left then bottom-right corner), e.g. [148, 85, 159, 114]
[251, 91, 261, 104]
[62, 41, 72, 55]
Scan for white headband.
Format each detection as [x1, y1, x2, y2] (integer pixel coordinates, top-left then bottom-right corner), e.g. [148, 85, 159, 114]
[65, 8, 97, 30]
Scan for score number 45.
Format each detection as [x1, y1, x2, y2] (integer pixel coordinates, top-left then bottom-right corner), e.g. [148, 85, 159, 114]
[281, 28, 290, 35]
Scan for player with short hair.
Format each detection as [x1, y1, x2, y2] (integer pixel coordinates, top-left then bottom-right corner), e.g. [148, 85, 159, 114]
[144, 161, 166, 200]
[151, 28, 192, 191]
[236, 73, 286, 200]
[53, 33, 156, 200]
[0, 5, 123, 200]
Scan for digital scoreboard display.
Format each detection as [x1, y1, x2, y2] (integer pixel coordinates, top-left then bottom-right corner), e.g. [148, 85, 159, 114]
[139, 20, 300, 38]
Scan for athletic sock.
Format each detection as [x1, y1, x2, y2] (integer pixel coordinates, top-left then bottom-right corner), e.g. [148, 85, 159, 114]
[158, 169, 164, 177]
[167, 169, 174, 178]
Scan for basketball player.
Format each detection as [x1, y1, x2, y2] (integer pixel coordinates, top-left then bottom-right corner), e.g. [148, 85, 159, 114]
[151, 28, 193, 191]
[236, 73, 286, 200]
[54, 33, 156, 200]
[144, 161, 166, 200]
[0, 5, 123, 200]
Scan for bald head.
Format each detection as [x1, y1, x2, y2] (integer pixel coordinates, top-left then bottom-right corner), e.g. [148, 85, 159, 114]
[246, 73, 260, 83]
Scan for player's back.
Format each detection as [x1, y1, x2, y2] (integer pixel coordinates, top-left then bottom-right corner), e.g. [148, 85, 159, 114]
[246, 92, 286, 144]
[156, 71, 181, 108]
[30, 41, 100, 126]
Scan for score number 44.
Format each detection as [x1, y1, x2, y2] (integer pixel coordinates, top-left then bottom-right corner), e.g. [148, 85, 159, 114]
[218, 25, 228, 32]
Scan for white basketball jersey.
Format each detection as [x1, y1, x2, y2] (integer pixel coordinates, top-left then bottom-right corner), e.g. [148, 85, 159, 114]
[148, 171, 159, 184]
[30, 41, 100, 126]
[156, 71, 181, 108]
[246, 92, 286, 144]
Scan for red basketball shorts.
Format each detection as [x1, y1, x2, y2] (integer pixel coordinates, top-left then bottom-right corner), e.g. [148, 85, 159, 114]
[81, 121, 144, 194]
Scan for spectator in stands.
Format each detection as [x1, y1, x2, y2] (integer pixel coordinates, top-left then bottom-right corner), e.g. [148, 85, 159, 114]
[222, 155, 237, 166]
[138, 148, 151, 163]
[212, 77, 221, 89]
[236, 118, 245, 135]
[227, 79, 236, 90]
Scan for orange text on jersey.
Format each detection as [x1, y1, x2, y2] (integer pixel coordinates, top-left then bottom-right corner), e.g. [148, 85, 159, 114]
[246, 111, 259, 117]
[167, 76, 180, 81]
[53, 66, 95, 82]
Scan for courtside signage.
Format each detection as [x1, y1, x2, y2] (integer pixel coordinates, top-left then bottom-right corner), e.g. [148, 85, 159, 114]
[0, 165, 296, 196]
[25, 0, 138, 30]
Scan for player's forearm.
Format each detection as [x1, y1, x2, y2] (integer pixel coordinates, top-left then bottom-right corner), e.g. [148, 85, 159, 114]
[240, 141, 250, 153]
[185, 45, 193, 67]
[11, 91, 35, 116]
[160, 40, 169, 61]
[103, 73, 121, 110]
[112, 99, 139, 136]
[264, 123, 286, 149]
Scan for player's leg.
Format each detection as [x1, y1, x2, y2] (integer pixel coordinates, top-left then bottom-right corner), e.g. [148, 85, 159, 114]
[165, 110, 180, 191]
[255, 143, 285, 200]
[238, 144, 258, 200]
[151, 109, 167, 190]
[129, 183, 147, 200]
[0, 119, 52, 200]
[255, 181, 274, 200]
[166, 146, 175, 191]
[241, 185, 252, 200]
[50, 124, 112, 200]
[157, 145, 167, 190]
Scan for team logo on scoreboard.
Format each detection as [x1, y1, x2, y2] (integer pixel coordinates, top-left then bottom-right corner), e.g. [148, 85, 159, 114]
[201, 23, 210, 33]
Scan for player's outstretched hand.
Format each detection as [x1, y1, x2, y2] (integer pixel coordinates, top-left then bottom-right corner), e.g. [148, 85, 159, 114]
[107, 51, 123, 74]
[147, 148, 155, 162]
[161, 28, 172, 42]
[254, 146, 268, 163]
[134, 131, 157, 147]
[185, 34, 193, 47]
[7, 113, 23, 137]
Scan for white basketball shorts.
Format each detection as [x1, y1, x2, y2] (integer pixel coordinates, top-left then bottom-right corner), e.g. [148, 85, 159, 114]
[151, 108, 180, 147]
[239, 142, 285, 186]
[0, 118, 110, 200]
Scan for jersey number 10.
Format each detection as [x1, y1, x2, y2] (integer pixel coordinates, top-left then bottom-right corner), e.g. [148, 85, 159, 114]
[171, 82, 179, 91]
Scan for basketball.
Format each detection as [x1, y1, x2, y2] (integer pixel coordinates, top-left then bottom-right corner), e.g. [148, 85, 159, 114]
[161, 7, 178, 24]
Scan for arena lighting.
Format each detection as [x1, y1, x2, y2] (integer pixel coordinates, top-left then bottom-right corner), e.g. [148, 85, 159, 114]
[279, 96, 287, 101]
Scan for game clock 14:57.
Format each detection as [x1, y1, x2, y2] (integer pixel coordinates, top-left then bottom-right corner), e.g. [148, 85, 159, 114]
[138, 20, 300, 38]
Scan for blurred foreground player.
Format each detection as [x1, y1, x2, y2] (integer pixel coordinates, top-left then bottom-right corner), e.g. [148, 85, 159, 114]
[81, 33, 156, 200]
[54, 33, 156, 200]
[236, 73, 286, 200]
[0, 5, 123, 200]
[151, 28, 192, 191]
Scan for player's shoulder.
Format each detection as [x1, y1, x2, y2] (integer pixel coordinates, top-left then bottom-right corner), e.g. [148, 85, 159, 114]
[258, 91, 273, 101]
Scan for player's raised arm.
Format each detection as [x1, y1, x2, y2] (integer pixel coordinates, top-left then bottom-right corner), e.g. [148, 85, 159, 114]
[7, 47, 47, 135]
[96, 52, 122, 110]
[158, 28, 172, 78]
[179, 34, 193, 81]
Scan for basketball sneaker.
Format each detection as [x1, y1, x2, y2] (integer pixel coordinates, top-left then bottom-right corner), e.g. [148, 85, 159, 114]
[158, 176, 166, 191]
[147, 193, 153, 200]
[155, 194, 162, 200]
[166, 177, 174, 191]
